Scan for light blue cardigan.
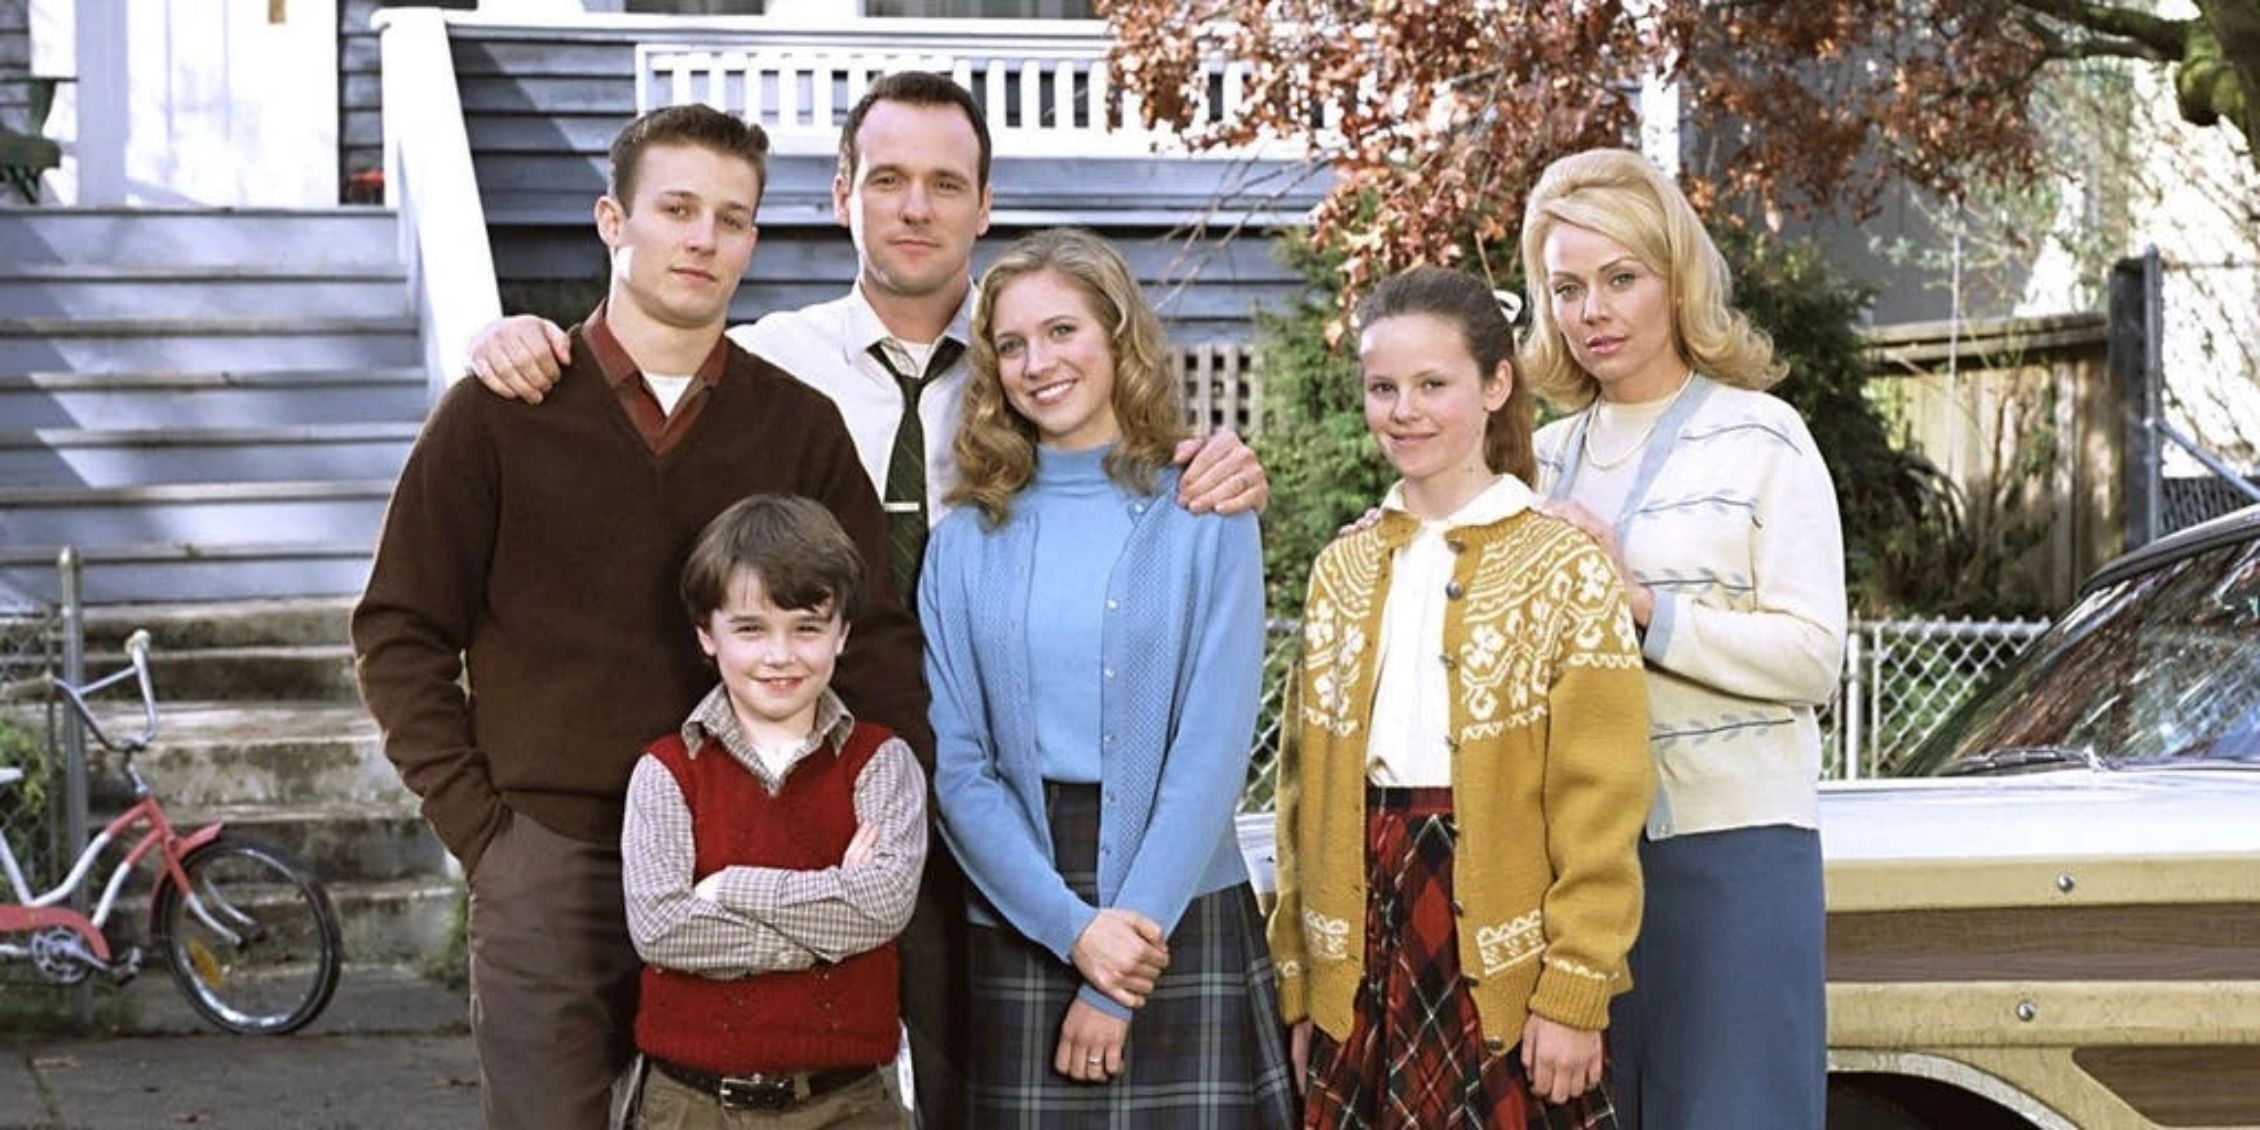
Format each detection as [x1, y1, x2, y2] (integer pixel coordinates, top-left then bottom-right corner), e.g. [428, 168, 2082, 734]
[920, 463, 1264, 1020]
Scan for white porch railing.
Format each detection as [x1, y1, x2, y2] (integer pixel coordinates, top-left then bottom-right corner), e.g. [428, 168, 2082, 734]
[632, 18, 1279, 160]
[375, 8, 503, 391]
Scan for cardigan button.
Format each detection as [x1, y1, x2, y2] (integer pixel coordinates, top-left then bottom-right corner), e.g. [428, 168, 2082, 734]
[1450, 898, 1465, 916]
[1461, 973, 1480, 989]
[1445, 581, 1465, 600]
[1445, 539, 1466, 554]
[1484, 1036, 1506, 1053]
[1439, 653, 1456, 670]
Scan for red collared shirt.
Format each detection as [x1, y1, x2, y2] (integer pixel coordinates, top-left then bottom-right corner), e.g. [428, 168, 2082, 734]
[584, 301, 731, 455]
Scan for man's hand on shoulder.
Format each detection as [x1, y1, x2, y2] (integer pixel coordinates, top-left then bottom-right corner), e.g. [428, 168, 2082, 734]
[467, 315, 573, 403]
[1173, 428, 1269, 515]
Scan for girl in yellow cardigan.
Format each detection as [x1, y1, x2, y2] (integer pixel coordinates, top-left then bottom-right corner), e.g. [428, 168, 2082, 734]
[1271, 266, 1653, 1129]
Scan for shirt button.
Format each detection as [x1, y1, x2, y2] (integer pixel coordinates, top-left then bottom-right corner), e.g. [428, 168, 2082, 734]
[1103, 733, 1115, 746]
[1445, 581, 1465, 600]
[1106, 599, 1120, 611]
[1104, 667, 1116, 679]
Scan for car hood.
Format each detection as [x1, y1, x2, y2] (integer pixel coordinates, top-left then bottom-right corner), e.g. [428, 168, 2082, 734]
[1819, 769, 2260, 864]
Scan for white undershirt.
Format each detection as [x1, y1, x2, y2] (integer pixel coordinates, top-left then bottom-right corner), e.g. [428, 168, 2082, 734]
[643, 372, 695, 416]
[887, 337, 937, 378]
[1366, 474, 1537, 787]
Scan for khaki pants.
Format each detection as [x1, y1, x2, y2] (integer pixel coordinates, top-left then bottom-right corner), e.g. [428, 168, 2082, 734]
[468, 810, 643, 1130]
[633, 1065, 906, 1129]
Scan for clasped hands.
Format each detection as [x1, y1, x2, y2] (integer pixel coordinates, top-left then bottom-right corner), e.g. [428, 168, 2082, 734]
[1053, 907, 1168, 1084]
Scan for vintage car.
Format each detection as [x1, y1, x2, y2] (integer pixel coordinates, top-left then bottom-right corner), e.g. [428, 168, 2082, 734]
[1820, 506, 2260, 1129]
[1237, 505, 2260, 1129]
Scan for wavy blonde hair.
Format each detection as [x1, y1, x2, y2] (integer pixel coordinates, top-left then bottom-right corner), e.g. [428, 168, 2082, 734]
[1517, 148, 1784, 411]
[948, 228, 1186, 527]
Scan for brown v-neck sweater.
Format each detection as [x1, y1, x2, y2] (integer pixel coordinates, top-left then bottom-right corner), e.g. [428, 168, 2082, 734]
[353, 320, 929, 878]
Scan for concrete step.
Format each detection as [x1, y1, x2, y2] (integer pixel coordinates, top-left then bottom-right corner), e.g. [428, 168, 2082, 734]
[99, 802, 449, 884]
[84, 597, 355, 651]
[0, 317, 418, 374]
[82, 701, 392, 811]
[0, 543, 376, 606]
[102, 878, 463, 989]
[0, 207, 402, 271]
[0, 265, 411, 321]
[103, 960, 467, 1036]
[0, 369, 428, 430]
[120, 644, 360, 704]
[0, 424, 418, 488]
[0, 478, 391, 546]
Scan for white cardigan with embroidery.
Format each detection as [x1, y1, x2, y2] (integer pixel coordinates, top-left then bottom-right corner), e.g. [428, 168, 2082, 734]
[1536, 378, 1847, 839]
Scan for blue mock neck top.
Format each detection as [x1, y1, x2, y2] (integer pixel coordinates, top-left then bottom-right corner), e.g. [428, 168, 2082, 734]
[1024, 444, 1134, 783]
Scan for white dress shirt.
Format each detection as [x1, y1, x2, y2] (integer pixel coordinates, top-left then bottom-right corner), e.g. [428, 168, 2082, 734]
[732, 283, 977, 525]
[1366, 474, 1538, 787]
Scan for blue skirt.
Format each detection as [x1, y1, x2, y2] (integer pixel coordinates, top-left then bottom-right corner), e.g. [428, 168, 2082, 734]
[1608, 825, 1825, 1130]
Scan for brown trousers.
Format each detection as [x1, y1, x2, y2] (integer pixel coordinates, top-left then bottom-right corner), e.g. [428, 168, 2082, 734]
[468, 810, 642, 1130]
[632, 1067, 905, 1130]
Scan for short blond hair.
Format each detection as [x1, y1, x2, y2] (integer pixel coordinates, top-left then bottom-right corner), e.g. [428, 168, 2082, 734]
[1517, 148, 1784, 410]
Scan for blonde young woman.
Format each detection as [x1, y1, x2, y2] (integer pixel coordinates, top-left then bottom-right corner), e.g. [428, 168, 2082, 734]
[921, 227, 1297, 1127]
[1521, 148, 1849, 1129]
[1272, 265, 1651, 1129]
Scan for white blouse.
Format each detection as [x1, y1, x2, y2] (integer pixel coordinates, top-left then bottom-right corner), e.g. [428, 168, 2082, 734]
[1365, 474, 1537, 787]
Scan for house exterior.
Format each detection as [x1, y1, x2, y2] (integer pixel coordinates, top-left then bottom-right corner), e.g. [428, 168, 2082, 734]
[3, 0, 1325, 607]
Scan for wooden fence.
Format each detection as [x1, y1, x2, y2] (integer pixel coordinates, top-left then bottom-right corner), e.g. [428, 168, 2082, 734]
[1174, 341, 1262, 436]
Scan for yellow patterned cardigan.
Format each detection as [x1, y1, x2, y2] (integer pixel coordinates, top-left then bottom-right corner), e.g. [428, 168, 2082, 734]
[1269, 506, 1653, 1047]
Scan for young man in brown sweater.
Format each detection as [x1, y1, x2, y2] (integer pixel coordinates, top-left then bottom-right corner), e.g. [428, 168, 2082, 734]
[351, 105, 927, 1130]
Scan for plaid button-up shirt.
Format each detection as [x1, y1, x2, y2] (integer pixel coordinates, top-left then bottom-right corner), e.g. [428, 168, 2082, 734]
[621, 685, 927, 977]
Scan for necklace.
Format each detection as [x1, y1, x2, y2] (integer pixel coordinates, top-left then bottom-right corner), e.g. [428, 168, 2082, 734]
[1583, 372, 1695, 471]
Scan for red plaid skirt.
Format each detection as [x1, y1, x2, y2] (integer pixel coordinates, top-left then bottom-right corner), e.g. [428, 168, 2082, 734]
[1302, 788, 1617, 1130]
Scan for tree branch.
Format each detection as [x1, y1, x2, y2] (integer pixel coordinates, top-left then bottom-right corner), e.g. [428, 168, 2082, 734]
[2013, 0, 2191, 59]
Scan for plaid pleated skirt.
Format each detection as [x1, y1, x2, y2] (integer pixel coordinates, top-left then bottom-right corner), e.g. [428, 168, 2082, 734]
[1303, 787, 1618, 1130]
[964, 782, 1300, 1128]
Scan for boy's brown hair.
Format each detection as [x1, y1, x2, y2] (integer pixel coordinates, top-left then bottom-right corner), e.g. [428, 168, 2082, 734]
[608, 103, 772, 210]
[680, 494, 864, 626]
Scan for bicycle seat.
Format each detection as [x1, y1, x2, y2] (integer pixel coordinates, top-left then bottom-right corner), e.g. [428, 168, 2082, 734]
[0, 766, 21, 787]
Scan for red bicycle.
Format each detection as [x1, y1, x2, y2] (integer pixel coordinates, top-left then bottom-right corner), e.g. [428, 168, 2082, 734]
[0, 630, 341, 1034]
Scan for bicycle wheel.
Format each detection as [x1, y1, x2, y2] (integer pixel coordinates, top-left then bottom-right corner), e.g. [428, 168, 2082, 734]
[151, 835, 343, 1035]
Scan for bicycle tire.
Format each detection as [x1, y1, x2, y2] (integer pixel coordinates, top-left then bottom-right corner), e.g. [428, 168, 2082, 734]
[151, 835, 343, 1035]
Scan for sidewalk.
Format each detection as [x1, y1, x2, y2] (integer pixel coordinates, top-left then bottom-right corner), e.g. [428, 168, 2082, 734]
[2, 967, 480, 1130]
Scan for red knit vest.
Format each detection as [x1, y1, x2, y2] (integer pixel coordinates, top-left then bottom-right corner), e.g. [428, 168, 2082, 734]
[634, 722, 901, 1074]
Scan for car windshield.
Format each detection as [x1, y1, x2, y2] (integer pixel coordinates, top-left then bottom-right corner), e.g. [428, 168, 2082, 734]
[1902, 536, 2260, 776]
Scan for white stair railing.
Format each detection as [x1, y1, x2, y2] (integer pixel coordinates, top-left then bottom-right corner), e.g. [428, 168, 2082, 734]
[375, 8, 503, 392]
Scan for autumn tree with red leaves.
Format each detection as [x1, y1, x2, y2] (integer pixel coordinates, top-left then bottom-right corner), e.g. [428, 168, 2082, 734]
[1100, 0, 2259, 290]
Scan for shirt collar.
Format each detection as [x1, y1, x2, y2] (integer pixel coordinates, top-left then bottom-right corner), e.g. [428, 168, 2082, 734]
[842, 280, 977, 366]
[1377, 474, 1537, 549]
[679, 684, 856, 765]
[584, 300, 731, 392]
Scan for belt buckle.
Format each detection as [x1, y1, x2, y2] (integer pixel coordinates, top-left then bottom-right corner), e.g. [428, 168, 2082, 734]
[716, 1073, 798, 1111]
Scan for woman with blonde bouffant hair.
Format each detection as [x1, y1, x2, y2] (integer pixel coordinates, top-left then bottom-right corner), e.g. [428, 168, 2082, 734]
[1521, 149, 1848, 1129]
[921, 228, 1297, 1125]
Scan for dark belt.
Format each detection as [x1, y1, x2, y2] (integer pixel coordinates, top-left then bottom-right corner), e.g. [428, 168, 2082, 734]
[649, 1057, 876, 1112]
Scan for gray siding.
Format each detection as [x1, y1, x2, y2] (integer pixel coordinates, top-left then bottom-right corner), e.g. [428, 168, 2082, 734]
[0, 0, 33, 135]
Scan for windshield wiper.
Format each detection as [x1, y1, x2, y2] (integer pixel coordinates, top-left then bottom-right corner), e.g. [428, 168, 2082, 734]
[1942, 744, 2102, 776]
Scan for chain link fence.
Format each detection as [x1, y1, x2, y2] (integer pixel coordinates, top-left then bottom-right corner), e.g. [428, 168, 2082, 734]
[1243, 616, 2047, 811]
[0, 598, 62, 899]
